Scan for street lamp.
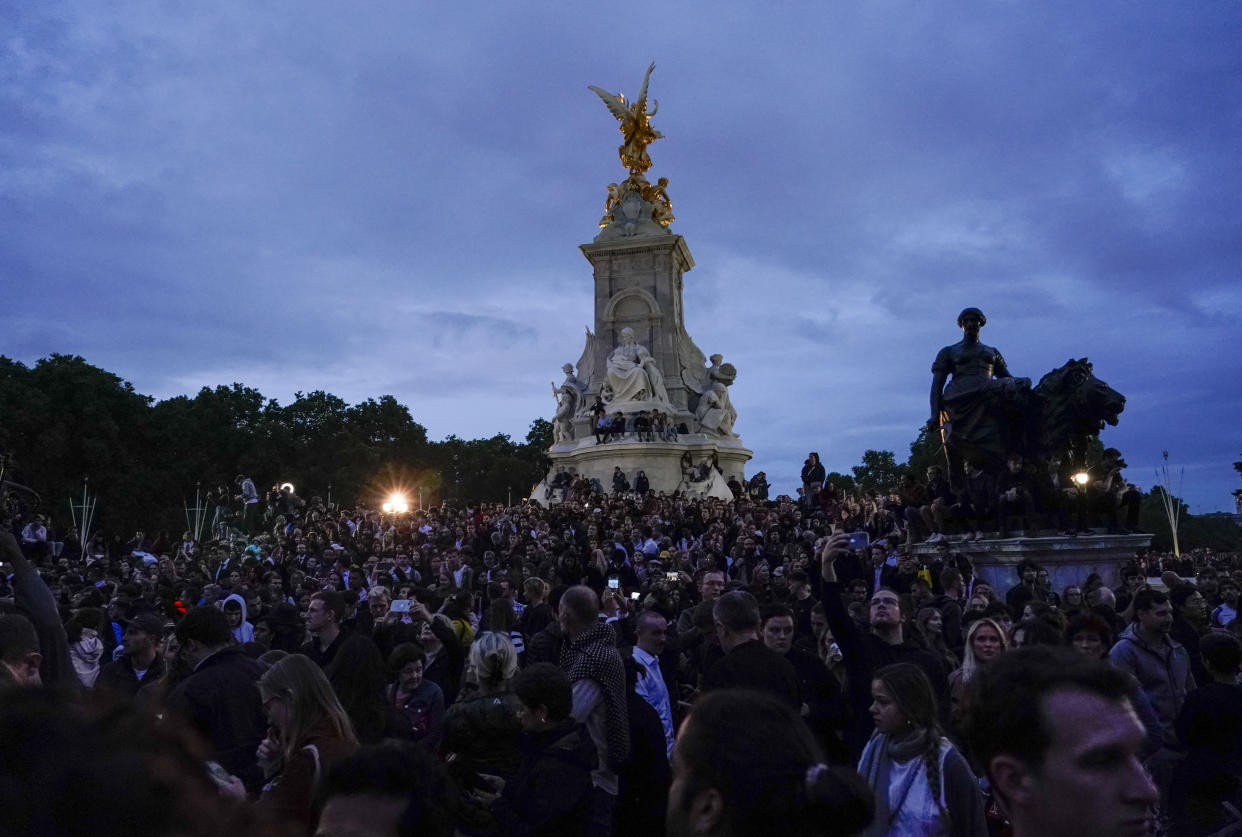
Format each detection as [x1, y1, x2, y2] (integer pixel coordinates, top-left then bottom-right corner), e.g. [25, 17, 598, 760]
[1071, 471, 1090, 534]
[382, 493, 409, 514]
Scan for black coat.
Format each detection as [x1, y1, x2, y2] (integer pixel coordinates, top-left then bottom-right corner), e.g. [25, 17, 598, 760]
[801, 461, 826, 486]
[701, 639, 800, 709]
[617, 692, 671, 837]
[165, 646, 266, 789]
[496, 719, 597, 837]
[97, 652, 166, 699]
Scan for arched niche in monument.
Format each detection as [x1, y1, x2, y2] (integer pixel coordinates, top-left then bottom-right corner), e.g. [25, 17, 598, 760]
[602, 287, 663, 345]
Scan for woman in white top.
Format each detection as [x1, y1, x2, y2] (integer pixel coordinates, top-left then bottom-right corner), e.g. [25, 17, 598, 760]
[858, 663, 987, 837]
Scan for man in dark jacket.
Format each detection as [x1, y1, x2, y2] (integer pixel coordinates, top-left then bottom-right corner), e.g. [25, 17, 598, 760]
[96, 612, 166, 699]
[761, 603, 851, 763]
[165, 606, 266, 789]
[701, 591, 799, 709]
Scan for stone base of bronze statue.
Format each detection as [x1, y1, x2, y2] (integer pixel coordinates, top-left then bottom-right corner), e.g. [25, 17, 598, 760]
[911, 531, 1152, 597]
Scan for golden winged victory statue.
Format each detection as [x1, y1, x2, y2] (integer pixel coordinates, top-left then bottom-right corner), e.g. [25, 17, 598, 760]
[589, 63, 674, 234]
[589, 63, 663, 175]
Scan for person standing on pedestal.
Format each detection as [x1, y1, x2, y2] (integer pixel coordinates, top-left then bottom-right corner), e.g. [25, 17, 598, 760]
[802, 453, 825, 508]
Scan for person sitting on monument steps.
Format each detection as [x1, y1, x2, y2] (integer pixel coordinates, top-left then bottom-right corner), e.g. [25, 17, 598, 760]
[1086, 448, 1129, 534]
[995, 453, 1036, 538]
[949, 460, 994, 541]
[606, 412, 626, 443]
[914, 465, 955, 545]
[633, 411, 653, 442]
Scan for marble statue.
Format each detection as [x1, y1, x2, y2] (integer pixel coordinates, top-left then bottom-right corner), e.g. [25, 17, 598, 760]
[694, 382, 732, 436]
[678, 346, 739, 436]
[552, 363, 588, 443]
[677, 451, 733, 500]
[605, 327, 669, 405]
[589, 63, 663, 175]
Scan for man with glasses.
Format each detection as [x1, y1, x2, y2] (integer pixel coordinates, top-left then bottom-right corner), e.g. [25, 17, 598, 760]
[819, 532, 949, 753]
[1060, 585, 1086, 617]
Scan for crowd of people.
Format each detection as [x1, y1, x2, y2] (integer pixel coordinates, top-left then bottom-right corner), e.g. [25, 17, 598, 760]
[2, 470, 1241, 837]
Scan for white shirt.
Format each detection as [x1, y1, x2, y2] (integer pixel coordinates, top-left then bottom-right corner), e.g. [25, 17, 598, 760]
[632, 646, 675, 757]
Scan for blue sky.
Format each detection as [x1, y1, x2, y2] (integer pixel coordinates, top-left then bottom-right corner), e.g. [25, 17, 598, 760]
[3, 1, 1240, 511]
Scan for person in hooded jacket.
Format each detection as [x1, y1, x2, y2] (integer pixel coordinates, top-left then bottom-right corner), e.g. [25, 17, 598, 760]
[222, 593, 254, 645]
[66, 607, 105, 688]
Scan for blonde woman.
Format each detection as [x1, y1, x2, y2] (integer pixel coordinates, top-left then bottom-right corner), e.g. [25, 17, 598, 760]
[946, 619, 1008, 734]
[256, 653, 358, 833]
[444, 632, 524, 833]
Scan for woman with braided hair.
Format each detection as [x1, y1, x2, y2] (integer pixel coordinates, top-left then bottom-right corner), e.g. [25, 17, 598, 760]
[857, 663, 986, 836]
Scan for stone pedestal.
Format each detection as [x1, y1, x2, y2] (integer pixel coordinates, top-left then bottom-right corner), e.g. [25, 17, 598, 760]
[542, 220, 751, 495]
[535, 432, 752, 503]
[913, 532, 1152, 596]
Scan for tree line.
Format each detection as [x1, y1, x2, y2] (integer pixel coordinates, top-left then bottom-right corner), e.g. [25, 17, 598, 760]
[0, 355, 551, 535]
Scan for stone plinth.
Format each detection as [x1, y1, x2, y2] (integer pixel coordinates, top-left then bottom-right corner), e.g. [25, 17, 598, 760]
[913, 532, 1152, 596]
[533, 433, 752, 504]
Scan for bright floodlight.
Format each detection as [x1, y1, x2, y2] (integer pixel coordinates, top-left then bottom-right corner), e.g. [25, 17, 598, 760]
[1074, 472, 1090, 486]
[384, 493, 409, 514]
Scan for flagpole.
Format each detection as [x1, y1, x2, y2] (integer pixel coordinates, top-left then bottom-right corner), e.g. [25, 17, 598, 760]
[1155, 451, 1183, 558]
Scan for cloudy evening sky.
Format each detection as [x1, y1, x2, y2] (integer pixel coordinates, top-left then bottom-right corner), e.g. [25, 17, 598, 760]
[3, 1, 1240, 512]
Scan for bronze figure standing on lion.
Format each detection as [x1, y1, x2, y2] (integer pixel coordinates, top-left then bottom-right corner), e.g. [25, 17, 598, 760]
[928, 308, 1126, 489]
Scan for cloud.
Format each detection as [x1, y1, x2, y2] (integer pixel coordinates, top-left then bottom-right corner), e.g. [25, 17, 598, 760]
[3, 0, 1240, 512]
